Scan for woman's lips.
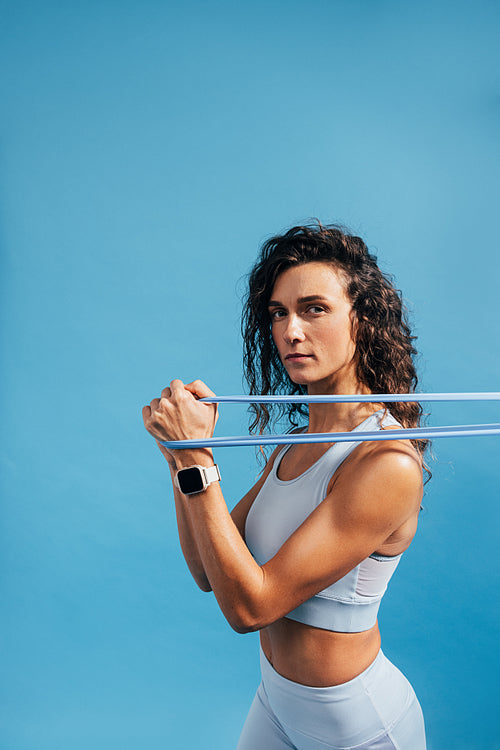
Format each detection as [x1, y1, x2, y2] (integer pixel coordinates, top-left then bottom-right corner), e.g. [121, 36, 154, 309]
[285, 354, 313, 362]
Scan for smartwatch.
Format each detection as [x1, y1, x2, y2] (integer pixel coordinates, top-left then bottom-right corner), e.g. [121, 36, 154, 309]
[174, 464, 221, 495]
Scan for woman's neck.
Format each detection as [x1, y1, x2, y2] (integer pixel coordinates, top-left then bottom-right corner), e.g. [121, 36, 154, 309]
[305, 378, 381, 434]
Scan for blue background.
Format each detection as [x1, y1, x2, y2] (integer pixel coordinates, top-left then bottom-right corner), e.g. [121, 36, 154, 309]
[1, 1, 499, 748]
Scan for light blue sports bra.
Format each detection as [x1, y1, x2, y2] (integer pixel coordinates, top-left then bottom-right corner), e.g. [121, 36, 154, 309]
[245, 409, 404, 633]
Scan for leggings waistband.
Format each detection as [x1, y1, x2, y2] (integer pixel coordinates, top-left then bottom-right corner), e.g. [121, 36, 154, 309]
[259, 645, 386, 700]
[259, 645, 417, 747]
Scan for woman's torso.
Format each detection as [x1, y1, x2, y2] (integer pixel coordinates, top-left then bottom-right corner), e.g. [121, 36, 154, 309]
[246, 409, 422, 687]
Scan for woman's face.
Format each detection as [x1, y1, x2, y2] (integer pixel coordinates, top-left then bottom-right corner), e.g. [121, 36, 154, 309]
[268, 262, 359, 392]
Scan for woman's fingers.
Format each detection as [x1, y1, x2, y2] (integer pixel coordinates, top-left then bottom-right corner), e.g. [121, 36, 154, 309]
[169, 379, 185, 391]
[142, 398, 166, 438]
[143, 378, 217, 444]
[184, 379, 216, 399]
[142, 404, 177, 467]
[158, 379, 215, 401]
[142, 404, 152, 426]
[185, 380, 219, 426]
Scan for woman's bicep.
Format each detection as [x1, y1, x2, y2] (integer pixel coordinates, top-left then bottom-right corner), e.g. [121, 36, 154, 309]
[253, 448, 423, 627]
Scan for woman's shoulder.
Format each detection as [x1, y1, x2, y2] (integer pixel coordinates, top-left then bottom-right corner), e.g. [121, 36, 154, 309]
[350, 434, 422, 482]
[323, 440, 423, 548]
[331, 436, 423, 518]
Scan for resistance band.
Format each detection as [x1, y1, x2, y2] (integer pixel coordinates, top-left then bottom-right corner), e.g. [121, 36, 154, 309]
[200, 392, 500, 404]
[157, 392, 500, 450]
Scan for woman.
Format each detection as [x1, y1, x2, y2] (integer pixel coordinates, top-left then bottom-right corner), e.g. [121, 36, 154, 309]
[143, 223, 427, 749]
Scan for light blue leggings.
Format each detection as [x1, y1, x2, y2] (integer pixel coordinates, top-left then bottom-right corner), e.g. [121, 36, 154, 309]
[237, 647, 426, 750]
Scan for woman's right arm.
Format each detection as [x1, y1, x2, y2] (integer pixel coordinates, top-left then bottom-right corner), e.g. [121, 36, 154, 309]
[167, 456, 213, 592]
[160, 440, 279, 593]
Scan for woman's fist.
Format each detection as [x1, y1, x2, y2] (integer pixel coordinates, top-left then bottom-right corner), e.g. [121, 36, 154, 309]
[142, 379, 218, 458]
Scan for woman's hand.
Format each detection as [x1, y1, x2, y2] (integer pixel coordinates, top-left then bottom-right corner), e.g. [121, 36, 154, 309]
[142, 379, 219, 466]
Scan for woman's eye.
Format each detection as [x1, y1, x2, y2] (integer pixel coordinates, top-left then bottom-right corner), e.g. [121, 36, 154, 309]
[308, 305, 325, 314]
[270, 309, 286, 320]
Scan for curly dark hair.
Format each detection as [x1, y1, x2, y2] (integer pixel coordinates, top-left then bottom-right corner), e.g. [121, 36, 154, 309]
[241, 221, 429, 468]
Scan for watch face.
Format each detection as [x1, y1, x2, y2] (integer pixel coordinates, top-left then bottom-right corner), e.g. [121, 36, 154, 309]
[178, 467, 205, 494]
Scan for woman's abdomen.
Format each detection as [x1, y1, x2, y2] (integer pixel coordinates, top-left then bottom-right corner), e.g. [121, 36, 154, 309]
[260, 616, 382, 687]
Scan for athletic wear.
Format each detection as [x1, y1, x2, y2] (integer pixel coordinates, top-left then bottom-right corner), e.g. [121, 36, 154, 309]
[236, 646, 426, 750]
[245, 409, 403, 632]
[240, 408, 426, 749]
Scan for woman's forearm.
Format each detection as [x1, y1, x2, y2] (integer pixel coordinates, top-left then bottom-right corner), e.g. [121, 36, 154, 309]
[175, 449, 266, 632]
[144, 384, 263, 616]
[154, 441, 212, 591]
[169, 463, 213, 592]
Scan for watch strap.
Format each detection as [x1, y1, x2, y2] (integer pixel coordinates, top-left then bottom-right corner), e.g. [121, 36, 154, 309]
[202, 464, 221, 485]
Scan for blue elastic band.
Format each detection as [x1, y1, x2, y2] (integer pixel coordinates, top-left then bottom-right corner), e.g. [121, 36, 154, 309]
[158, 425, 500, 449]
[155, 392, 500, 449]
[199, 392, 500, 404]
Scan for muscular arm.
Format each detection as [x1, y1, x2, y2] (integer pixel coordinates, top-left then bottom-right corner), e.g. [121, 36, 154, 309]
[167, 455, 213, 592]
[153, 436, 279, 594]
[144, 379, 422, 634]
[170, 455, 276, 594]
[176, 442, 422, 633]
[148, 440, 210, 591]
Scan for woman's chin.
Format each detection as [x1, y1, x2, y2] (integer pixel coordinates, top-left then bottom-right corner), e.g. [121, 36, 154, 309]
[288, 374, 312, 386]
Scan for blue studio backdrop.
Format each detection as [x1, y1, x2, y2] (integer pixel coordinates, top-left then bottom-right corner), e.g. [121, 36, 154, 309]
[1, 2, 499, 748]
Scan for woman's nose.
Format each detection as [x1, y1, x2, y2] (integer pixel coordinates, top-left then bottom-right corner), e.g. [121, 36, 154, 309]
[283, 315, 305, 343]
